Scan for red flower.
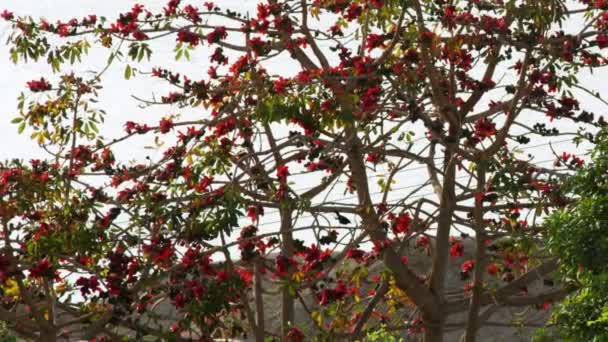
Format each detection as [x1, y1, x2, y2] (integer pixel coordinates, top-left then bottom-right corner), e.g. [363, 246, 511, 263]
[183, 5, 201, 23]
[372, 239, 392, 254]
[474, 191, 485, 205]
[273, 77, 290, 94]
[257, 3, 270, 20]
[132, 30, 148, 41]
[346, 248, 365, 262]
[408, 317, 424, 335]
[277, 165, 289, 181]
[345, 3, 362, 21]
[317, 282, 347, 305]
[391, 212, 412, 235]
[329, 25, 343, 36]
[285, 327, 305, 341]
[206, 26, 227, 44]
[173, 293, 186, 308]
[143, 238, 174, 267]
[38, 171, 50, 182]
[450, 243, 464, 258]
[26, 78, 52, 92]
[76, 276, 101, 297]
[275, 255, 291, 276]
[420, 30, 435, 43]
[124, 121, 150, 134]
[0, 9, 13, 20]
[131, 4, 145, 17]
[159, 118, 174, 133]
[365, 153, 382, 164]
[474, 117, 497, 138]
[211, 47, 228, 64]
[247, 205, 263, 222]
[416, 235, 430, 248]
[369, 0, 384, 9]
[30, 258, 54, 278]
[539, 301, 552, 311]
[365, 33, 386, 51]
[235, 267, 253, 286]
[250, 37, 269, 56]
[597, 33, 608, 49]
[176, 29, 201, 46]
[195, 176, 213, 192]
[461, 260, 475, 274]
[163, 0, 180, 16]
[57, 23, 73, 37]
[487, 263, 499, 276]
[360, 86, 381, 111]
[216, 270, 229, 282]
[480, 15, 509, 34]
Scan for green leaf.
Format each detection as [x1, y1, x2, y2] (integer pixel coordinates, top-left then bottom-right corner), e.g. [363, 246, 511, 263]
[124, 64, 132, 80]
[89, 121, 99, 133]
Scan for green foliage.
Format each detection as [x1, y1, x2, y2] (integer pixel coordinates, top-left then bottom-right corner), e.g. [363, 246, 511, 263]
[255, 94, 312, 126]
[364, 325, 404, 342]
[546, 130, 608, 276]
[0, 321, 16, 342]
[127, 42, 152, 62]
[549, 275, 608, 342]
[544, 130, 608, 341]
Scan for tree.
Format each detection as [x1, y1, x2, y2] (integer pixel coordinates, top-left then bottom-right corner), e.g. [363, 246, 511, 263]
[0, 0, 606, 341]
[544, 128, 608, 341]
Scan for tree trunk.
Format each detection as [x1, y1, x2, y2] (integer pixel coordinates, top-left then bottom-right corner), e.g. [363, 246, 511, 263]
[426, 138, 458, 342]
[254, 259, 265, 342]
[40, 331, 57, 342]
[279, 206, 295, 338]
[424, 317, 445, 342]
[463, 166, 487, 342]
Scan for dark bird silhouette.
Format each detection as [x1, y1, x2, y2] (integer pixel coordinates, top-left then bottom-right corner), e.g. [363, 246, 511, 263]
[334, 211, 351, 225]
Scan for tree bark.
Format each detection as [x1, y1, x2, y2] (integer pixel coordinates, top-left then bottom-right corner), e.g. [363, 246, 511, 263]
[463, 165, 487, 342]
[254, 259, 265, 342]
[279, 206, 295, 338]
[425, 138, 458, 342]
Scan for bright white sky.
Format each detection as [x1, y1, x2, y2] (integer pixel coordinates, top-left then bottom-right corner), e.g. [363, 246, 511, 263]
[0, 1, 604, 250]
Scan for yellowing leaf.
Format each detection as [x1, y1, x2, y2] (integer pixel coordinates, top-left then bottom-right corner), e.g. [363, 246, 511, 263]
[3, 279, 19, 299]
[292, 271, 304, 282]
[311, 310, 323, 326]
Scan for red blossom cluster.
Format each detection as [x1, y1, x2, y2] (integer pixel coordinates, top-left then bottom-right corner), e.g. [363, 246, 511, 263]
[1, 9, 14, 20]
[183, 5, 201, 23]
[555, 152, 585, 168]
[26, 78, 52, 92]
[177, 29, 201, 46]
[317, 281, 348, 305]
[205, 26, 227, 44]
[29, 258, 54, 278]
[159, 117, 174, 134]
[124, 121, 151, 134]
[388, 212, 412, 235]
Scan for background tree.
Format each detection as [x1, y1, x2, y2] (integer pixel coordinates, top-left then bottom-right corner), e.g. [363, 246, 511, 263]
[0, 0, 606, 341]
[543, 128, 608, 341]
